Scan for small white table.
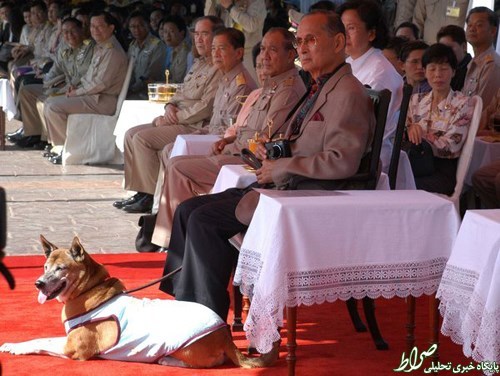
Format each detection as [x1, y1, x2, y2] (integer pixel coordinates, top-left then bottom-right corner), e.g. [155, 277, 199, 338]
[0, 78, 16, 120]
[113, 100, 165, 152]
[437, 209, 500, 365]
[234, 190, 461, 358]
[212, 164, 391, 193]
[465, 138, 500, 186]
[169, 134, 220, 158]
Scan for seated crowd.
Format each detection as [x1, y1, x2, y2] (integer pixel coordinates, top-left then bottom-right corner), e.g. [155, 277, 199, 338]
[2, 0, 500, 334]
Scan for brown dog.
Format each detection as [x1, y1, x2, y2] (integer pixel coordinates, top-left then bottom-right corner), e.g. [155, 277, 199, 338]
[0, 235, 278, 368]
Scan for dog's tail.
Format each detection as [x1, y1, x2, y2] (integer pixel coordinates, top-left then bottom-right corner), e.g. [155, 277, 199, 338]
[223, 329, 279, 368]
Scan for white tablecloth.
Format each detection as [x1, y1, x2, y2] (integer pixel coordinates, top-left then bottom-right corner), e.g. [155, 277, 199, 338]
[169, 134, 220, 158]
[113, 100, 165, 152]
[234, 189, 461, 353]
[0, 78, 16, 120]
[436, 209, 500, 365]
[465, 138, 500, 186]
[212, 164, 391, 194]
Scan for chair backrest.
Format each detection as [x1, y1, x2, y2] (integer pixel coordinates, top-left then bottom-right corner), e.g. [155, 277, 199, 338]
[388, 84, 413, 190]
[358, 88, 392, 189]
[113, 57, 135, 117]
[448, 95, 483, 206]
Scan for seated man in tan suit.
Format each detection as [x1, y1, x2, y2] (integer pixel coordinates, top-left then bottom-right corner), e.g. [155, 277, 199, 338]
[151, 27, 306, 247]
[116, 24, 257, 214]
[159, 10, 375, 322]
[43, 11, 128, 164]
[14, 17, 94, 149]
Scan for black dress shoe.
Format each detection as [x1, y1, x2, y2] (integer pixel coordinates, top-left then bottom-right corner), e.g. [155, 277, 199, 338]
[32, 140, 49, 150]
[15, 135, 41, 148]
[49, 154, 62, 165]
[122, 194, 154, 213]
[7, 128, 24, 142]
[113, 192, 145, 209]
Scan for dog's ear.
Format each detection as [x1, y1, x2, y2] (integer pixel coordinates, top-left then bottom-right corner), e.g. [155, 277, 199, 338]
[40, 235, 58, 258]
[69, 236, 85, 262]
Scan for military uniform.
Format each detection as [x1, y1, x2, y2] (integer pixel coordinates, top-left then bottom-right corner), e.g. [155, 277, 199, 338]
[205, 0, 266, 80]
[413, 0, 469, 44]
[208, 62, 256, 135]
[44, 35, 127, 146]
[462, 46, 500, 110]
[127, 33, 166, 100]
[165, 40, 190, 84]
[151, 67, 307, 247]
[20, 39, 94, 139]
[123, 57, 221, 195]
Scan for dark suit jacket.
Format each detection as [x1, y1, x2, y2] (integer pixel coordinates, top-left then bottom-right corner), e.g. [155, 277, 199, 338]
[235, 63, 376, 225]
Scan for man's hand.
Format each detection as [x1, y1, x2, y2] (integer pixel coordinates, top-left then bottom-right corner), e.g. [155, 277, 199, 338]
[163, 104, 179, 124]
[153, 115, 167, 127]
[255, 159, 276, 184]
[66, 86, 77, 97]
[212, 138, 227, 155]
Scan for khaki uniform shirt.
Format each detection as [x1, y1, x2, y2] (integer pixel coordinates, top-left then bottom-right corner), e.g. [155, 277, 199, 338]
[208, 62, 257, 135]
[413, 0, 469, 44]
[394, 0, 417, 28]
[74, 34, 128, 97]
[463, 46, 500, 109]
[205, 0, 265, 71]
[166, 40, 190, 83]
[30, 21, 53, 66]
[168, 57, 222, 129]
[127, 34, 166, 99]
[43, 39, 94, 95]
[224, 67, 307, 155]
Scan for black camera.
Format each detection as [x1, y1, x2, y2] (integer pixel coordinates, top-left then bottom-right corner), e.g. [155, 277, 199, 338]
[264, 139, 292, 160]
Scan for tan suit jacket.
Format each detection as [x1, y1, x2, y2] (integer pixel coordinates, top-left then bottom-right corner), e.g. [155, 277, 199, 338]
[235, 63, 375, 224]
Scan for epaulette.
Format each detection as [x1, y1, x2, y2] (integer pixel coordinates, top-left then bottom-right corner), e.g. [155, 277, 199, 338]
[283, 76, 295, 86]
[236, 72, 246, 86]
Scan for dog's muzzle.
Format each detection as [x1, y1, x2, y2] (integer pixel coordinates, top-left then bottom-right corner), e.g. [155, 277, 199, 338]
[35, 279, 67, 304]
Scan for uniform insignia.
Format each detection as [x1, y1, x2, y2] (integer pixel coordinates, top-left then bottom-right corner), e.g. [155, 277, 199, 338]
[236, 72, 246, 86]
[484, 55, 493, 63]
[151, 38, 160, 45]
[283, 77, 295, 86]
[83, 39, 91, 46]
[105, 42, 113, 49]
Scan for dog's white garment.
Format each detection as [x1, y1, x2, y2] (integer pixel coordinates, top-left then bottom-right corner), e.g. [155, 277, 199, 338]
[64, 295, 226, 363]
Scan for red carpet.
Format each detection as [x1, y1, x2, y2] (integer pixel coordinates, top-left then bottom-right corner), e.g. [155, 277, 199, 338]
[0, 253, 473, 376]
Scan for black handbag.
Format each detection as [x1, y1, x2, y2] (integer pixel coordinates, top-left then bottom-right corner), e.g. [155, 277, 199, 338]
[404, 139, 435, 177]
[135, 214, 160, 253]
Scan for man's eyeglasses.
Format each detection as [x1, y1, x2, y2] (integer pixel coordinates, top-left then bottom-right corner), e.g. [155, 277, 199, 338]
[294, 35, 318, 49]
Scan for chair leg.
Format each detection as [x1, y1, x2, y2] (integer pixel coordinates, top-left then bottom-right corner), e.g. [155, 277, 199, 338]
[346, 298, 367, 332]
[232, 285, 244, 332]
[0, 107, 5, 151]
[362, 297, 389, 350]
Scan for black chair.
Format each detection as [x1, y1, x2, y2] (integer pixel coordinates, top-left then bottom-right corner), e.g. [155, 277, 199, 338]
[231, 88, 392, 351]
[388, 84, 413, 190]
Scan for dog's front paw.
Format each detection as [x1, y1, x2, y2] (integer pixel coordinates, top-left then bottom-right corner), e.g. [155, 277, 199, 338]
[0, 342, 35, 355]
